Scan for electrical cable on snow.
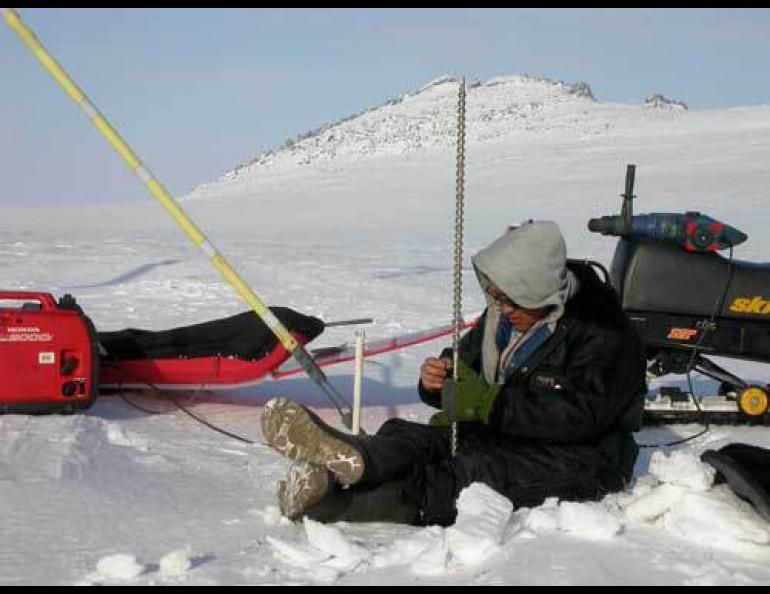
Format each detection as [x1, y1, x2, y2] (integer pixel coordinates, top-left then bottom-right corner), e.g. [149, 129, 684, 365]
[170, 397, 258, 446]
[114, 357, 261, 446]
[638, 246, 735, 449]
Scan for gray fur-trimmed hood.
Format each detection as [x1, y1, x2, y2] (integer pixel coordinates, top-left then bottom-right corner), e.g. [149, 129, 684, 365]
[471, 221, 578, 384]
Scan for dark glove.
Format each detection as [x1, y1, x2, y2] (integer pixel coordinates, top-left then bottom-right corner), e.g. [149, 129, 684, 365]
[440, 360, 501, 424]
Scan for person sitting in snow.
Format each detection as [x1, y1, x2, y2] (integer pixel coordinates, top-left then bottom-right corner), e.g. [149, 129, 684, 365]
[261, 220, 647, 525]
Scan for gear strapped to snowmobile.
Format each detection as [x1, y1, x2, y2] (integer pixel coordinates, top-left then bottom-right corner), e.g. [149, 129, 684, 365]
[589, 165, 770, 425]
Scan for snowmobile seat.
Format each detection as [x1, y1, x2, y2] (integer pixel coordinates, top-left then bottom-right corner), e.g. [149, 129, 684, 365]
[612, 239, 770, 321]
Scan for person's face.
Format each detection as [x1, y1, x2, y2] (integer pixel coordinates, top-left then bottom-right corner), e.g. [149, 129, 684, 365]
[486, 283, 550, 333]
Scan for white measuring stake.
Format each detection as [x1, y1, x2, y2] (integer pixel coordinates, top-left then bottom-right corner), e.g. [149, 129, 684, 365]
[352, 329, 365, 435]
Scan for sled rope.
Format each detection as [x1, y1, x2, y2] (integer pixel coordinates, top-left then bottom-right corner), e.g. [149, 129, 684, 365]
[2, 8, 354, 428]
[451, 78, 467, 457]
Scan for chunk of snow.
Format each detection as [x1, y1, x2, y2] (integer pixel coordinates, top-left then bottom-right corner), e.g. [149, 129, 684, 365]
[94, 554, 145, 581]
[557, 501, 622, 540]
[372, 526, 444, 570]
[267, 526, 364, 582]
[409, 528, 449, 577]
[266, 535, 330, 568]
[159, 546, 193, 577]
[446, 482, 513, 568]
[303, 518, 370, 572]
[625, 483, 688, 524]
[520, 506, 560, 536]
[648, 449, 715, 491]
[664, 488, 770, 551]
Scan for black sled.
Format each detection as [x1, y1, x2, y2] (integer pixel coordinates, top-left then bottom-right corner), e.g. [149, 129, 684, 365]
[588, 165, 770, 425]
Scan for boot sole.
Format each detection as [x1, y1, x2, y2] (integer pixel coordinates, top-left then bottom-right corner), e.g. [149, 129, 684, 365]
[262, 397, 365, 486]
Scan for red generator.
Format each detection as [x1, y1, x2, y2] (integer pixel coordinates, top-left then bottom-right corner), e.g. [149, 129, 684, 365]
[0, 291, 99, 413]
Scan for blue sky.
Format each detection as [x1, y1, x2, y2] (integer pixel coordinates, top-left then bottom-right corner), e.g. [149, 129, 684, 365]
[2, 8, 770, 205]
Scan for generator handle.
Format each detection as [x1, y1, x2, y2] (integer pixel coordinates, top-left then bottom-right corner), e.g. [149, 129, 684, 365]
[0, 291, 57, 310]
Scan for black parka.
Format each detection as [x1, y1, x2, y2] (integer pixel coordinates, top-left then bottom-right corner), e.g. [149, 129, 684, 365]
[422, 260, 646, 442]
[394, 260, 647, 524]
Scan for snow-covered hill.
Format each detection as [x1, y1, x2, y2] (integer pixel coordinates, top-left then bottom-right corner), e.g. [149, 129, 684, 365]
[185, 75, 697, 200]
[2, 74, 770, 585]
[198, 76, 601, 180]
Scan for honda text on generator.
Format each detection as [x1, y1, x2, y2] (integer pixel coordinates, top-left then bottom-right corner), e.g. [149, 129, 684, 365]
[0, 292, 99, 413]
[589, 165, 770, 425]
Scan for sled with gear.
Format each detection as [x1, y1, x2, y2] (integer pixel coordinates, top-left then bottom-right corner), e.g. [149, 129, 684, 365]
[588, 164, 770, 425]
[0, 292, 324, 411]
[0, 288, 473, 412]
[98, 307, 325, 390]
[99, 310, 473, 389]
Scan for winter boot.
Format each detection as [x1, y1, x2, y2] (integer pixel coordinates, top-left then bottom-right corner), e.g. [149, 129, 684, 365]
[302, 479, 421, 525]
[261, 397, 365, 486]
[277, 462, 334, 521]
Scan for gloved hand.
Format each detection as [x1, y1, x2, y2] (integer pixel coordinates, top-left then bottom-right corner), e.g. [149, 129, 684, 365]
[428, 410, 450, 427]
[440, 360, 501, 424]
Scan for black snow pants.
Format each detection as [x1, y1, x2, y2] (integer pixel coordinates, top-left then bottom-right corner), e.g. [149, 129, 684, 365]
[355, 418, 636, 526]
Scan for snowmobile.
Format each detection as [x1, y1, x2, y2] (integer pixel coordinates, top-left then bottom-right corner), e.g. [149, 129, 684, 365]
[588, 165, 770, 425]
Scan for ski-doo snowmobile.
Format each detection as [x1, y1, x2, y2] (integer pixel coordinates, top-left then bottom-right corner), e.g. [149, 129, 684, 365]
[588, 165, 770, 425]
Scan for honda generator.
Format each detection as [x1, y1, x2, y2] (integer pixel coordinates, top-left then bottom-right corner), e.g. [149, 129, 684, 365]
[0, 291, 99, 413]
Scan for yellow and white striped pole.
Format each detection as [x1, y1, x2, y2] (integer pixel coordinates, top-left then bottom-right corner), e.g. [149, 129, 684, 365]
[2, 8, 353, 426]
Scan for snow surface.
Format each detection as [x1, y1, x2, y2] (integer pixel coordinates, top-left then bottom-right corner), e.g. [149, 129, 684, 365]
[2, 74, 770, 585]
